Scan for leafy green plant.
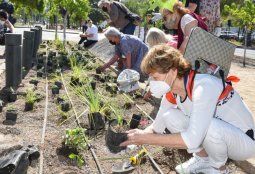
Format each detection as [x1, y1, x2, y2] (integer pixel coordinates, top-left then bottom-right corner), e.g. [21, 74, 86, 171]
[111, 106, 125, 127]
[6, 104, 15, 110]
[58, 106, 68, 119]
[68, 153, 85, 167]
[25, 88, 38, 104]
[65, 128, 88, 151]
[54, 37, 65, 51]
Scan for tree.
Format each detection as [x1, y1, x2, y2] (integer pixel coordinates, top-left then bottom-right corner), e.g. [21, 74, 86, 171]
[224, 0, 255, 66]
[46, 0, 90, 43]
[11, 0, 45, 12]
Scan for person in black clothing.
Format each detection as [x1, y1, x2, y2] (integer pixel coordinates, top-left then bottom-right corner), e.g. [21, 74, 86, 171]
[183, 0, 199, 14]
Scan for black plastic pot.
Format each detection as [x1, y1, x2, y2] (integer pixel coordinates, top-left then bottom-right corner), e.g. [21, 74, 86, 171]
[52, 87, 59, 95]
[130, 114, 142, 129]
[6, 110, 17, 122]
[57, 96, 64, 104]
[38, 58, 44, 64]
[29, 79, 39, 86]
[105, 84, 118, 94]
[37, 71, 44, 77]
[37, 64, 43, 69]
[90, 82, 96, 90]
[8, 92, 17, 102]
[106, 119, 128, 153]
[55, 81, 62, 89]
[70, 77, 80, 86]
[123, 102, 132, 110]
[61, 101, 70, 112]
[25, 102, 34, 111]
[47, 60, 53, 67]
[89, 112, 105, 130]
[96, 68, 101, 74]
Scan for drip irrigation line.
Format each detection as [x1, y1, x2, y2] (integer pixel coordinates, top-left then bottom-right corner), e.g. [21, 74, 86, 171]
[60, 72, 104, 174]
[39, 56, 49, 174]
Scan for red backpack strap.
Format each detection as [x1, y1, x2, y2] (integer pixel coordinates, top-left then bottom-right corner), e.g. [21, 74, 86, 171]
[185, 70, 196, 101]
[166, 92, 177, 105]
[218, 85, 234, 101]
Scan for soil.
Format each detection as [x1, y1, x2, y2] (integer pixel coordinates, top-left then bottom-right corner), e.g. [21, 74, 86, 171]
[0, 41, 250, 174]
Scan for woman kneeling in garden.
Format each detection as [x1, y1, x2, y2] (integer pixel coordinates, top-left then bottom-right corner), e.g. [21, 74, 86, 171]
[99, 27, 148, 81]
[121, 45, 255, 174]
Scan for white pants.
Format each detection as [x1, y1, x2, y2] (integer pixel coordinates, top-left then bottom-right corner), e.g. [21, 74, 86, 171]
[158, 109, 255, 168]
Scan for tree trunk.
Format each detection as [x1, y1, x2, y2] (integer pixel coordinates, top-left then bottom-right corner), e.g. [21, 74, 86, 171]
[55, 15, 58, 40]
[67, 14, 70, 29]
[243, 26, 247, 67]
[63, 12, 68, 45]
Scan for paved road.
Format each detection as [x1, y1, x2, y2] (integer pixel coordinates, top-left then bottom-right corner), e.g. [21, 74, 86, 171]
[235, 48, 255, 59]
[14, 28, 255, 59]
[15, 27, 105, 43]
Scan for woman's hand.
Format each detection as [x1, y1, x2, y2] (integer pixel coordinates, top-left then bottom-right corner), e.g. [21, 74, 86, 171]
[120, 129, 147, 146]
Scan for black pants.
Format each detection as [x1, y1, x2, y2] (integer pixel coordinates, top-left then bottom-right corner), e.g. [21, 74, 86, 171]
[83, 40, 97, 48]
[78, 37, 87, 44]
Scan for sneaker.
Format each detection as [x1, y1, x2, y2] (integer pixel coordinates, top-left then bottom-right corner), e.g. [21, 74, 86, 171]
[195, 166, 229, 174]
[175, 154, 211, 174]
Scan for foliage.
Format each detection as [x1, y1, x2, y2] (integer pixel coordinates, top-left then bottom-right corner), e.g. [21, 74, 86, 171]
[58, 106, 69, 119]
[88, 8, 108, 25]
[224, 0, 255, 30]
[11, 0, 45, 12]
[69, 54, 84, 79]
[25, 89, 38, 104]
[68, 153, 85, 167]
[111, 106, 125, 127]
[6, 104, 15, 110]
[65, 127, 88, 150]
[122, 0, 152, 18]
[54, 37, 65, 51]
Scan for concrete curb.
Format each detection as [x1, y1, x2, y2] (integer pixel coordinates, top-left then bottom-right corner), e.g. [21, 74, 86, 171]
[233, 55, 255, 66]
[236, 46, 255, 51]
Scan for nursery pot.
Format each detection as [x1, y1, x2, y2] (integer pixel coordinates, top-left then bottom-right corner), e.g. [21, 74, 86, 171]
[106, 119, 128, 153]
[96, 68, 101, 74]
[123, 102, 132, 110]
[25, 102, 34, 111]
[57, 97, 64, 104]
[55, 81, 63, 89]
[70, 77, 80, 86]
[37, 71, 44, 77]
[37, 63, 43, 70]
[130, 114, 142, 129]
[6, 110, 17, 122]
[29, 79, 39, 86]
[90, 82, 96, 90]
[105, 84, 118, 94]
[52, 87, 59, 95]
[89, 112, 105, 130]
[8, 92, 17, 102]
[61, 102, 70, 112]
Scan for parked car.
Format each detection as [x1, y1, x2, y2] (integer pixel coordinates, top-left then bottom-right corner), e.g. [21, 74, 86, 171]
[220, 31, 238, 40]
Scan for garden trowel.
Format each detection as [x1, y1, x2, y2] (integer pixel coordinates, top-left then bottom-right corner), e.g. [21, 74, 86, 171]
[111, 148, 147, 173]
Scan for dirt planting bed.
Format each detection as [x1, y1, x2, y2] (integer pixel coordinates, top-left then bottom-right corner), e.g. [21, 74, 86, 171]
[0, 40, 249, 174]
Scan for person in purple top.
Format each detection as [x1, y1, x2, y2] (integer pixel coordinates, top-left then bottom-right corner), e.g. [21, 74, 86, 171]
[99, 27, 148, 81]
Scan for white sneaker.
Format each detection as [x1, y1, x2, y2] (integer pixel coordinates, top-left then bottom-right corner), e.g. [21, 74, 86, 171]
[196, 166, 229, 174]
[175, 154, 211, 174]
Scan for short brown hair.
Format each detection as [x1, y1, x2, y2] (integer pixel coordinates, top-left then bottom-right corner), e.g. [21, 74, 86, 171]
[173, 1, 189, 17]
[141, 45, 191, 78]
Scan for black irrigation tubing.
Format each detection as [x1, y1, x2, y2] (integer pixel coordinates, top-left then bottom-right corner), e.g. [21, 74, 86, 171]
[60, 73, 104, 174]
[96, 57, 164, 174]
[39, 56, 49, 174]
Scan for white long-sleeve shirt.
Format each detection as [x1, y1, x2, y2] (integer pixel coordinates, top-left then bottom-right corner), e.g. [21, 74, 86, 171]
[152, 74, 255, 149]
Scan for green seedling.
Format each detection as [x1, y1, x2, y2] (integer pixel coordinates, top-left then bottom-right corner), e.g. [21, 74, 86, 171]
[25, 88, 38, 104]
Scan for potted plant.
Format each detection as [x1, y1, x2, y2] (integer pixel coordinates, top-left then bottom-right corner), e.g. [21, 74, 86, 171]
[105, 83, 118, 94]
[29, 78, 39, 87]
[73, 84, 108, 130]
[5, 104, 17, 122]
[63, 128, 88, 167]
[61, 101, 70, 112]
[69, 55, 83, 86]
[37, 68, 44, 77]
[106, 106, 128, 153]
[90, 81, 96, 90]
[52, 84, 60, 95]
[25, 88, 37, 111]
[55, 81, 63, 89]
[7, 87, 17, 102]
[58, 106, 69, 120]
